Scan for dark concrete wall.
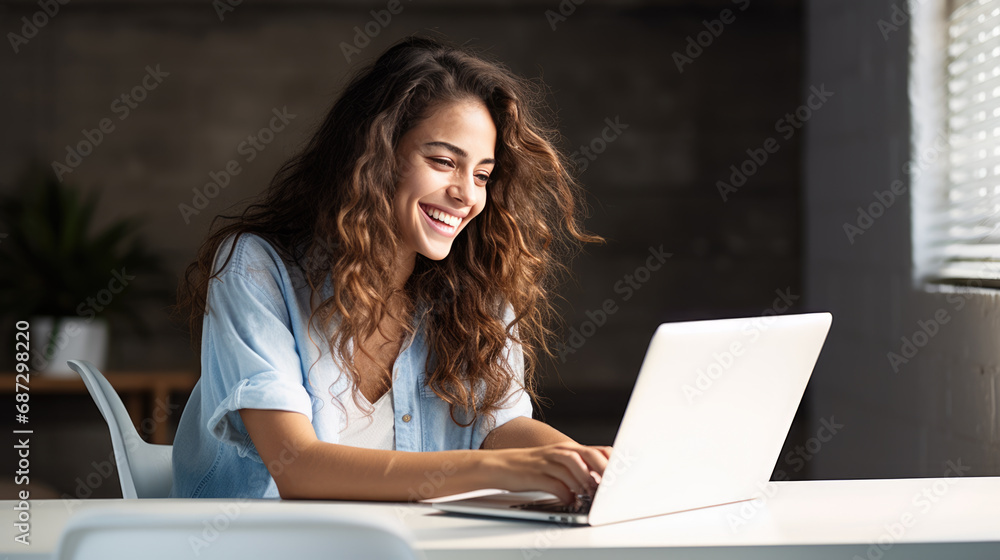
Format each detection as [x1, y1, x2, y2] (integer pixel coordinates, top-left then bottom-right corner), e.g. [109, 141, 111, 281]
[0, 0, 803, 497]
[804, 0, 1000, 478]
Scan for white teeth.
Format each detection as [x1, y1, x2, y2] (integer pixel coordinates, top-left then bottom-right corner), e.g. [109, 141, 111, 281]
[427, 206, 460, 227]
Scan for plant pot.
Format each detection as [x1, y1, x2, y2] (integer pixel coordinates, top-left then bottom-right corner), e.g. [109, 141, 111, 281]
[28, 316, 109, 376]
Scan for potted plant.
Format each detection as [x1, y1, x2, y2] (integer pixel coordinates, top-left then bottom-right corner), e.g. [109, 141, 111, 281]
[0, 163, 173, 376]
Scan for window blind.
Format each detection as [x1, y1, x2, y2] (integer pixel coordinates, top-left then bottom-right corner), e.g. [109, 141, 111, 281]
[931, 0, 1000, 285]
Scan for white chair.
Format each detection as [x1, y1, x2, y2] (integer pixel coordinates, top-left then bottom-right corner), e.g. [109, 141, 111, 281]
[54, 509, 423, 560]
[67, 359, 173, 499]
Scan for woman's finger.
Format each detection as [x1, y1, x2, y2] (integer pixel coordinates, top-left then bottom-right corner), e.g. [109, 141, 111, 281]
[544, 448, 597, 496]
[535, 458, 580, 504]
[573, 446, 610, 478]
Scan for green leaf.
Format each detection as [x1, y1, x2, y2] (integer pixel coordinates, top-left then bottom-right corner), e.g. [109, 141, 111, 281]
[0, 162, 173, 322]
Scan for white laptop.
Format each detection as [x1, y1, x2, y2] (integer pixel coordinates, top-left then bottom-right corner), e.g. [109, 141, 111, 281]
[427, 312, 833, 526]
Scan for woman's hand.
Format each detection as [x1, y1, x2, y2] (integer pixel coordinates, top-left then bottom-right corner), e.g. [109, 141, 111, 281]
[481, 442, 614, 505]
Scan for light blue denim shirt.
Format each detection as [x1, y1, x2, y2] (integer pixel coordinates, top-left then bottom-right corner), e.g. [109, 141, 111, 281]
[169, 232, 532, 499]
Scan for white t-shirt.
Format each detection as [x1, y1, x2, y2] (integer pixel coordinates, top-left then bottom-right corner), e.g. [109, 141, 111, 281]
[338, 387, 396, 450]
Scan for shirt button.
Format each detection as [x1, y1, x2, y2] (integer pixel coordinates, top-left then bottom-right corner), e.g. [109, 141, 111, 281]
[402, 414, 412, 423]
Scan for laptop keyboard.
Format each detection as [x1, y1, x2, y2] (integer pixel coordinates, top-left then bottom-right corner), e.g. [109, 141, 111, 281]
[511, 494, 593, 514]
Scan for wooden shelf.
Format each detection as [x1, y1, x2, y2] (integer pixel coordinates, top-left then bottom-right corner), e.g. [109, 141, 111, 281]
[0, 371, 199, 445]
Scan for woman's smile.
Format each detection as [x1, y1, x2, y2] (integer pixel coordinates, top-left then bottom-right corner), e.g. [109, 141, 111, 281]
[419, 203, 464, 236]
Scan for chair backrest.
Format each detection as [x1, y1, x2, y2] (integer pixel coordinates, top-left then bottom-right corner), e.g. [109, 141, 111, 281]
[55, 509, 423, 560]
[67, 360, 174, 499]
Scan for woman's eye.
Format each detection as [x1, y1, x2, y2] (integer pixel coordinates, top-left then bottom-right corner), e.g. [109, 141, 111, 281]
[430, 157, 453, 168]
[476, 173, 490, 184]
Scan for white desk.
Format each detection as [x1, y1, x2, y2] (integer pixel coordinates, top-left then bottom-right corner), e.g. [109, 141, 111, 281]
[3, 477, 999, 559]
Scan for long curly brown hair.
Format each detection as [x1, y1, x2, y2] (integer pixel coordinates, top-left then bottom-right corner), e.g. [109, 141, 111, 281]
[173, 34, 602, 434]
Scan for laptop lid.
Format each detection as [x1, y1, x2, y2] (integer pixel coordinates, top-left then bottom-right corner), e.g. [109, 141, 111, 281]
[586, 312, 832, 526]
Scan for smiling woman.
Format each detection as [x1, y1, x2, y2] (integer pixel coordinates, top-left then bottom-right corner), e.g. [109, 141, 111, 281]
[168, 35, 611, 505]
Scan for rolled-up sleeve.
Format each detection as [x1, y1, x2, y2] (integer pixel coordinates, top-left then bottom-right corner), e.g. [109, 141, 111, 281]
[201, 266, 312, 462]
[471, 303, 534, 450]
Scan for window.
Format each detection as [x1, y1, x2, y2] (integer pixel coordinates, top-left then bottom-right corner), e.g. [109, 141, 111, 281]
[912, 0, 1000, 287]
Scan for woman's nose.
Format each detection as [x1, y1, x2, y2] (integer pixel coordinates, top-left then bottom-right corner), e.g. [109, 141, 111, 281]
[449, 174, 479, 206]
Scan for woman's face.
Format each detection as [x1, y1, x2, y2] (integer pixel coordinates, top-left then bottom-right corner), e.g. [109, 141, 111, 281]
[393, 99, 496, 263]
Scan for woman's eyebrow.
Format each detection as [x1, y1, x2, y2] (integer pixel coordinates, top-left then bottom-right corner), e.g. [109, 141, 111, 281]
[423, 141, 495, 165]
